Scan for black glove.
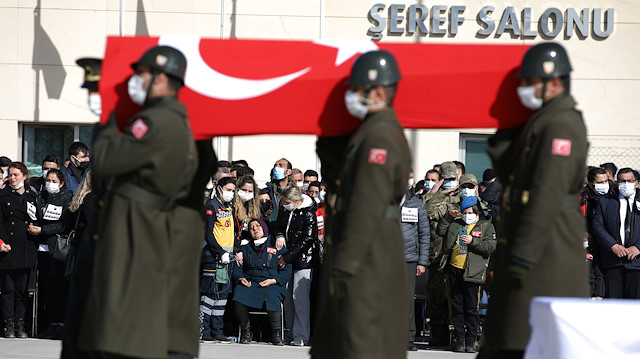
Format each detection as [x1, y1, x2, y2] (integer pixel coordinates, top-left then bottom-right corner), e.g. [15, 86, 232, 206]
[329, 268, 352, 299]
[507, 262, 529, 290]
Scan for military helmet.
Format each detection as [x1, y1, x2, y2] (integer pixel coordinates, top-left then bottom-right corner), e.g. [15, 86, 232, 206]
[75, 57, 102, 89]
[131, 46, 187, 84]
[440, 161, 457, 179]
[348, 50, 401, 87]
[518, 42, 572, 79]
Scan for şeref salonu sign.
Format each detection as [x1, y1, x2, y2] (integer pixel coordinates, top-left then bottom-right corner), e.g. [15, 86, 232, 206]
[368, 5, 614, 40]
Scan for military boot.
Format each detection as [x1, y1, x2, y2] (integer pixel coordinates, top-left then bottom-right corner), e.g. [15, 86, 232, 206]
[15, 318, 28, 338]
[3, 318, 15, 338]
[239, 326, 252, 344]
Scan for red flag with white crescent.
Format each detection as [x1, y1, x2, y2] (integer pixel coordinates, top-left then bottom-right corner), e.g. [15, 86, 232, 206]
[99, 36, 532, 140]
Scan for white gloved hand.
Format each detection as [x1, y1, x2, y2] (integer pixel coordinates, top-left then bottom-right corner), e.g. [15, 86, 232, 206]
[220, 252, 230, 264]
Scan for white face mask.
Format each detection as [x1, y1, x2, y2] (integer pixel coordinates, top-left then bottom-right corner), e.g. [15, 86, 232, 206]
[42, 170, 49, 178]
[253, 237, 268, 246]
[237, 190, 253, 203]
[303, 183, 310, 191]
[1, 171, 7, 181]
[128, 74, 148, 106]
[443, 180, 458, 190]
[45, 182, 60, 194]
[10, 181, 24, 190]
[319, 190, 326, 202]
[462, 213, 478, 225]
[583, 240, 589, 250]
[284, 203, 296, 211]
[460, 188, 476, 198]
[424, 180, 436, 191]
[344, 90, 369, 119]
[517, 83, 543, 110]
[88, 93, 102, 116]
[296, 181, 304, 188]
[594, 182, 609, 196]
[220, 189, 235, 203]
[313, 197, 320, 204]
[408, 178, 415, 187]
[273, 166, 285, 181]
[619, 182, 636, 198]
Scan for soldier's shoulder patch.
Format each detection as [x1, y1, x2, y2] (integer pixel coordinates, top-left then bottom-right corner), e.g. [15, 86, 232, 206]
[551, 138, 572, 156]
[206, 209, 214, 215]
[267, 247, 277, 254]
[131, 118, 149, 140]
[368, 148, 387, 165]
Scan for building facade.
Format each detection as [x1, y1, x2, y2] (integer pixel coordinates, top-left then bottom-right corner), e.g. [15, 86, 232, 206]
[1, 1, 638, 184]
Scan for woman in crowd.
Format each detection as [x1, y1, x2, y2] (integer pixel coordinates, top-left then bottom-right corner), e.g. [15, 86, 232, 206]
[0, 162, 40, 338]
[439, 196, 496, 353]
[200, 177, 236, 343]
[233, 218, 291, 345]
[258, 188, 272, 221]
[28, 169, 73, 339]
[274, 185, 317, 346]
[233, 176, 261, 242]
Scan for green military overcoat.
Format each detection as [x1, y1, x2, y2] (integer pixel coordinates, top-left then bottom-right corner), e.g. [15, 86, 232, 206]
[311, 108, 411, 359]
[483, 94, 589, 351]
[79, 96, 200, 358]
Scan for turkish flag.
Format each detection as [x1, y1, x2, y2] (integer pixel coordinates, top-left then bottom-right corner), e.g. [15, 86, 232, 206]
[100, 36, 532, 140]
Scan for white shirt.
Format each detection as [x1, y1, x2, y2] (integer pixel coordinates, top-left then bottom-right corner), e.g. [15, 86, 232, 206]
[619, 191, 635, 245]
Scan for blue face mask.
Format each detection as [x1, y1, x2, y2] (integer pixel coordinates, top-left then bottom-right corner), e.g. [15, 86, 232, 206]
[273, 166, 285, 181]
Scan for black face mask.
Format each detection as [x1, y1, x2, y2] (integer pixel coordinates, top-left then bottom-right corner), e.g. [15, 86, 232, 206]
[76, 161, 90, 171]
[260, 201, 272, 213]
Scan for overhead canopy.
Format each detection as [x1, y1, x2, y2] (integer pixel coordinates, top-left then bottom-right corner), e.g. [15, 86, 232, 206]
[100, 36, 532, 140]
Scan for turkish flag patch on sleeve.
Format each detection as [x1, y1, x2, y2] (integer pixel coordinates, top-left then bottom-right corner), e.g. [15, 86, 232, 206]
[267, 247, 277, 254]
[368, 148, 388, 165]
[131, 118, 149, 139]
[206, 209, 214, 215]
[551, 138, 572, 156]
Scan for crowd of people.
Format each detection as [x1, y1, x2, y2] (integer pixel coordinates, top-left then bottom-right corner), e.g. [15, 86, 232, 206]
[1, 142, 634, 353]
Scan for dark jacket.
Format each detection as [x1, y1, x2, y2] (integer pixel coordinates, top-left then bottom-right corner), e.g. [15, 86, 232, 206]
[274, 194, 318, 271]
[0, 187, 40, 269]
[479, 180, 501, 226]
[232, 240, 291, 312]
[401, 193, 430, 266]
[591, 191, 640, 270]
[61, 165, 88, 195]
[439, 219, 496, 283]
[39, 188, 73, 250]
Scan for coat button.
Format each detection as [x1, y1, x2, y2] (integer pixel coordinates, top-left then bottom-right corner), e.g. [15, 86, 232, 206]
[11, 222, 14, 225]
[10, 232, 13, 235]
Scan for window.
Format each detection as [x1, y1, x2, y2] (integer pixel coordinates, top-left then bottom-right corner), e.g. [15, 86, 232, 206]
[23, 124, 94, 177]
[459, 135, 492, 182]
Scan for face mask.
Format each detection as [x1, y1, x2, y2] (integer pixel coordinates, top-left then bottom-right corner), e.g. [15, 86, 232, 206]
[260, 201, 272, 213]
[619, 182, 636, 198]
[238, 190, 253, 203]
[319, 191, 326, 202]
[517, 84, 543, 110]
[424, 180, 436, 191]
[253, 237, 267, 246]
[73, 156, 90, 171]
[460, 188, 476, 198]
[1, 171, 6, 181]
[88, 93, 102, 116]
[408, 178, 415, 187]
[128, 74, 148, 106]
[284, 203, 296, 211]
[462, 213, 477, 225]
[45, 182, 60, 194]
[296, 181, 304, 188]
[583, 241, 589, 250]
[594, 183, 609, 196]
[221, 189, 235, 203]
[314, 197, 320, 204]
[344, 90, 369, 120]
[443, 180, 458, 190]
[10, 181, 24, 190]
[303, 183, 309, 191]
[42, 170, 49, 178]
[273, 166, 285, 181]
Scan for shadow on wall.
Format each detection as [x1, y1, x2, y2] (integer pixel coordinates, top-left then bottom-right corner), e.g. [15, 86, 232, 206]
[32, 0, 67, 121]
[136, 0, 149, 36]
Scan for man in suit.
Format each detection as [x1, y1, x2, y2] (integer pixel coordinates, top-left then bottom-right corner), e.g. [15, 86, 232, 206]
[591, 167, 640, 298]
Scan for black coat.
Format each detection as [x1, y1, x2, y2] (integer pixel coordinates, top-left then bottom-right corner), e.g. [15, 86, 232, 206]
[39, 188, 73, 250]
[0, 186, 40, 269]
[274, 194, 318, 271]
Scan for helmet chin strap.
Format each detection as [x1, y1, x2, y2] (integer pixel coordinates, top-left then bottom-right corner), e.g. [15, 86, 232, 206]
[143, 72, 158, 106]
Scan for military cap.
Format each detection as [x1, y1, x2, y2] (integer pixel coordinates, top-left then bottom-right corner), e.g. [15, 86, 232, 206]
[75, 57, 102, 89]
[440, 161, 457, 179]
[518, 42, 572, 79]
[460, 174, 478, 186]
[460, 196, 479, 211]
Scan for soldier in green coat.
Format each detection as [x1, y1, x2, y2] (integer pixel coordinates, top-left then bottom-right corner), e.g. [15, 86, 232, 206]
[479, 42, 589, 359]
[311, 50, 411, 359]
[78, 46, 202, 359]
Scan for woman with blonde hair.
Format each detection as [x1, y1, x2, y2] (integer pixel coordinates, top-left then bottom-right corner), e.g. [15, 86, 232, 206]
[233, 176, 261, 240]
